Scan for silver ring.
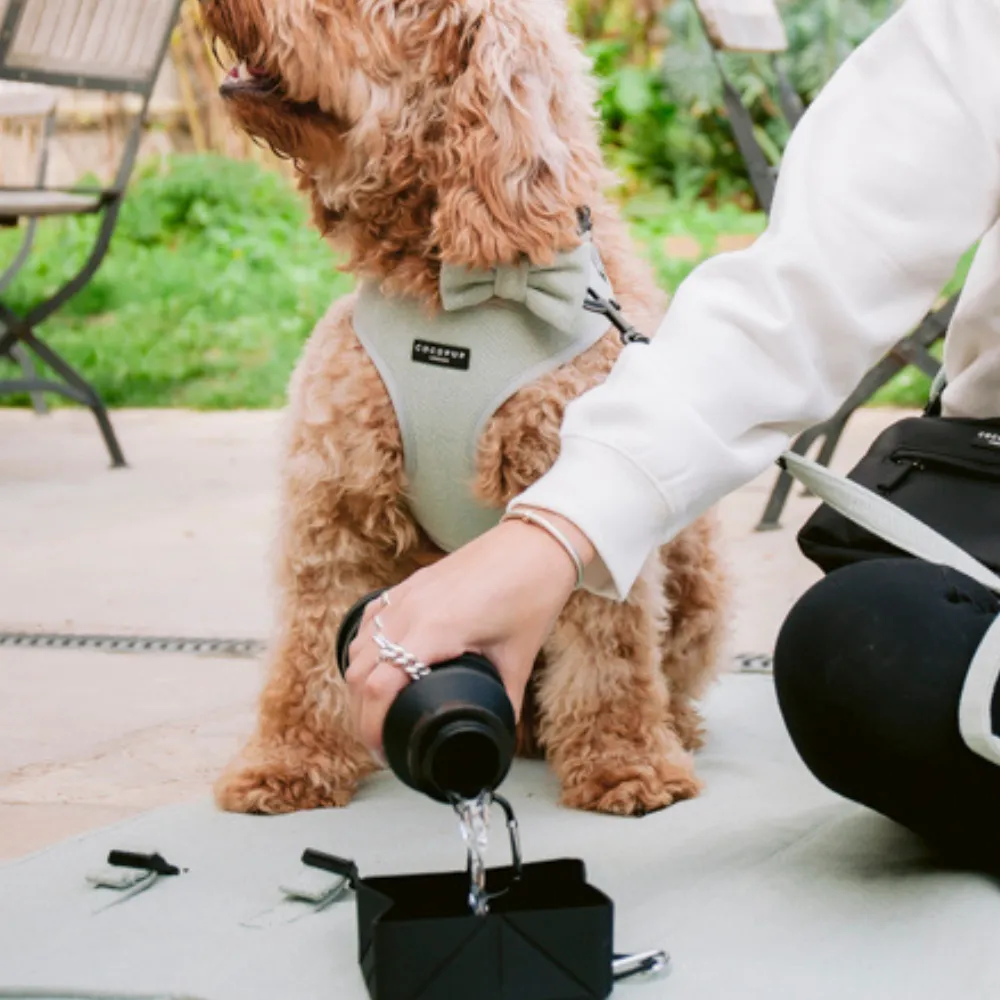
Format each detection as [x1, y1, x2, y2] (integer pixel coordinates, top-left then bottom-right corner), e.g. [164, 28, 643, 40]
[374, 633, 431, 682]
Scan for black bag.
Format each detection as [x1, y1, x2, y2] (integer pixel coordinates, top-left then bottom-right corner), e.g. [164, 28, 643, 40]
[796, 413, 1000, 576]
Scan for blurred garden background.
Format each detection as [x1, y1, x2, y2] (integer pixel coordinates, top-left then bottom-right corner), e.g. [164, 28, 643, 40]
[2, 0, 950, 412]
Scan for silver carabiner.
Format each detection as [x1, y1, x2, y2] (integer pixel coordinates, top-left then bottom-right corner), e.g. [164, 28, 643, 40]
[450, 791, 523, 916]
[492, 793, 523, 879]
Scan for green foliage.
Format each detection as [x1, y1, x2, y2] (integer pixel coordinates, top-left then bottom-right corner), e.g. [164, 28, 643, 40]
[568, 0, 670, 54]
[589, 0, 902, 199]
[1, 155, 774, 410]
[1, 155, 351, 408]
[780, 0, 903, 98]
[624, 189, 766, 289]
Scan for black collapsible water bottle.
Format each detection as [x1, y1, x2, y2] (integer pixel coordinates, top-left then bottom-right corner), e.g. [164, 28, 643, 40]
[336, 590, 516, 803]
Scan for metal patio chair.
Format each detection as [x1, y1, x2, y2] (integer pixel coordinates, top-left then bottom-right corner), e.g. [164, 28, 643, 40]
[0, 80, 56, 416]
[691, 0, 953, 530]
[692, 0, 804, 214]
[0, 0, 183, 467]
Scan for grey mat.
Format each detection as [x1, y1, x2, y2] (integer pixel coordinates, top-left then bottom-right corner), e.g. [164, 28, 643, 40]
[0, 675, 997, 999]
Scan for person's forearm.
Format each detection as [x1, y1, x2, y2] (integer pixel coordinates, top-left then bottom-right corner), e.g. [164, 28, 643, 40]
[516, 0, 1000, 599]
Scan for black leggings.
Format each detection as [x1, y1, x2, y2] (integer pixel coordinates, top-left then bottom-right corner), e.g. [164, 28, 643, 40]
[774, 558, 1000, 870]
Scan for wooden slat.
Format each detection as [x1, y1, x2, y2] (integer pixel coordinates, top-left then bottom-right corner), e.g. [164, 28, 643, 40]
[4, 0, 176, 83]
[694, 0, 789, 53]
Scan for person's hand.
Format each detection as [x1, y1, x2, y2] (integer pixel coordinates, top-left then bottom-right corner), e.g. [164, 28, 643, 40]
[345, 511, 595, 756]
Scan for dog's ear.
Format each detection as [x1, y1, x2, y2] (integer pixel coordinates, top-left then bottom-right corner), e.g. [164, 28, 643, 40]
[431, 6, 599, 268]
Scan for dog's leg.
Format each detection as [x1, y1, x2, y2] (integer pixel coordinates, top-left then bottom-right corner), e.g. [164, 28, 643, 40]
[214, 554, 394, 815]
[216, 321, 427, 814]
[215, 507, 420, 813]
[536, 563, 701, 816]
[658, 515, 729, 752]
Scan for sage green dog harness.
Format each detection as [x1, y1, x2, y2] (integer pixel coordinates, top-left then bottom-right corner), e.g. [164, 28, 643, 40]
[353, 241, 613, 552]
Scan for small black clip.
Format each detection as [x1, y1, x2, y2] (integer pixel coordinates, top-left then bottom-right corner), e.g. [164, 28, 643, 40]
[107, 850, 181, 877]
[301, 849, 360, 889]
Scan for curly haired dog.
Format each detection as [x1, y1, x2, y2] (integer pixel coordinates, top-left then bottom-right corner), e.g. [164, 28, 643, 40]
[203, 0, 728, 817]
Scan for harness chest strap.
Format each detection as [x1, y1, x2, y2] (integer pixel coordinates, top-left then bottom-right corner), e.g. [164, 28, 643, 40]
[352, 241, 615, 554]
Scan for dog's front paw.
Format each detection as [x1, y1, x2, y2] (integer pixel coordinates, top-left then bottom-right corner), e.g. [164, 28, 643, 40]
[558, 743, 702, 817]
[214, 740, 373, 815]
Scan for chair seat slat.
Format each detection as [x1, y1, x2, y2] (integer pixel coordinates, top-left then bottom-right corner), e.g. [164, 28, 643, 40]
[0, 189, 102, 217]
[106, 0, 135, 70]
[48, 0, 80, 63]
[64, 0, 98, 67]
[2, 0, 177, 86]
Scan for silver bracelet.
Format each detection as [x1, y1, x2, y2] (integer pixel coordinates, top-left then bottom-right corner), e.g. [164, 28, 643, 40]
[502, 507, 586, 590]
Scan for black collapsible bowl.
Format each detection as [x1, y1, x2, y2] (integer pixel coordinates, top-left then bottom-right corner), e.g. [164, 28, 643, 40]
[355, 857, 614, 1000]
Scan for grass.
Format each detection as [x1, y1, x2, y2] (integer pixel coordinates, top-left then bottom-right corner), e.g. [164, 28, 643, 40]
[1, 155, 351, 409]
[623, 189, 766, 289]
[0, 153, 961, 410]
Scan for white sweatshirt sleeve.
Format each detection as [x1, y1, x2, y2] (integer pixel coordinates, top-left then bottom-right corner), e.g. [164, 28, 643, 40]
[513, 0, 1000, 600]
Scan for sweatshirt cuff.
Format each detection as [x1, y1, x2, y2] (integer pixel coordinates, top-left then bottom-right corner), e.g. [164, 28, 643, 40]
[510, 436, 675, 601]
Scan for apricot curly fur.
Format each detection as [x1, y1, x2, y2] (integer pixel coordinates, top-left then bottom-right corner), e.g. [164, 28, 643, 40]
[204, 0, 728, 816]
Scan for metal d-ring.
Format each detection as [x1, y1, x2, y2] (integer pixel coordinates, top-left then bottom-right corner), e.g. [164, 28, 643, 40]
[492, 794, 523, 881]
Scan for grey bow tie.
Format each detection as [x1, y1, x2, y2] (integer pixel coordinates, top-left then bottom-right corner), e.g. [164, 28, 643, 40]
[439, 243, 596, 333]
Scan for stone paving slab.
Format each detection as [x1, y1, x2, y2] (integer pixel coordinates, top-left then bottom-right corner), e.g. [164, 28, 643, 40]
[1, 409, 281, 637]
[0, 406, 913, 860]
[0, 648, 256, 775]
[0, 647, 259, 861]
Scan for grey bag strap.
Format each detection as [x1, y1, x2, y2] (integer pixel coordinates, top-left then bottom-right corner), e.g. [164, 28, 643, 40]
[781, 451, 1000, 767]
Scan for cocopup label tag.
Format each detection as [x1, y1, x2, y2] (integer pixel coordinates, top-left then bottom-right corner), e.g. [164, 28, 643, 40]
[412, 339, 471, 371]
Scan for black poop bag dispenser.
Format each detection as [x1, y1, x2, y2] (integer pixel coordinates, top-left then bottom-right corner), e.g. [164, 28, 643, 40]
[302, 801, 630, 1000]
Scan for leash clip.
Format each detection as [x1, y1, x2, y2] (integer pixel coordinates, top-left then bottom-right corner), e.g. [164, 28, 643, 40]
[584, 288, 651, 346]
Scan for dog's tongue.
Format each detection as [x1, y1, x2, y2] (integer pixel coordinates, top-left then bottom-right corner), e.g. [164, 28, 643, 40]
[228, 61, 269, 82]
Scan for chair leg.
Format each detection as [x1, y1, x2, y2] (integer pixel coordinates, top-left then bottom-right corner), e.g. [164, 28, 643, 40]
[27, 332, 126, 468]
[755, 343, 925, 531]
[755, 422, 830, 532]
[6, 327, 127, 468]
[813, 417, 848, 469]
[8, 343, 49, 415]
[798, 416, 851, 498]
